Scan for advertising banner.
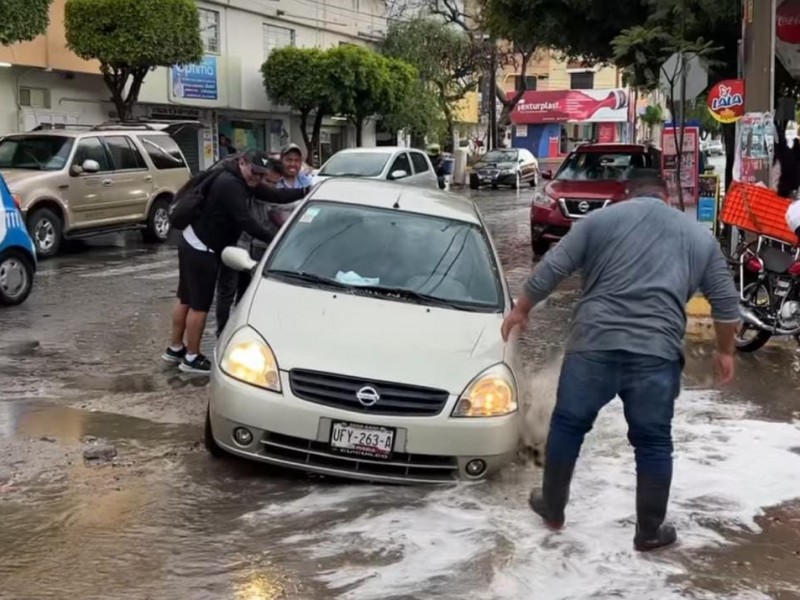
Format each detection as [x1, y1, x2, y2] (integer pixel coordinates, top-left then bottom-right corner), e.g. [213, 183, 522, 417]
[170, 56, 218, 101]
[707, 79, 745, 123]
[698, 174, 721, 234]
[776, 0, 800, 77]
[733, 112, 776, 187]
[661, 125, 700, 206]
[511, 88, 630, 124]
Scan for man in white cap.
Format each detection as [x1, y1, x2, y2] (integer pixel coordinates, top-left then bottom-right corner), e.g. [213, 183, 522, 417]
[279, 143, 313, 189]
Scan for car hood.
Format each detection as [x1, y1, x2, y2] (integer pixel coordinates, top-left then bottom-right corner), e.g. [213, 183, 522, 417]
[544, 179, 629, 200]
[0, 169, 57, 189]
[245, 278, 505, 394]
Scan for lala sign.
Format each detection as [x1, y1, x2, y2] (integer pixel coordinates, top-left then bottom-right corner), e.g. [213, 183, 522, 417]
[707, 79, 745, 124]
[778, 0, 800, 44]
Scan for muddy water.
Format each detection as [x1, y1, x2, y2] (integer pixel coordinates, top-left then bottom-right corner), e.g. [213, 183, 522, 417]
[1, 188, 799, 599]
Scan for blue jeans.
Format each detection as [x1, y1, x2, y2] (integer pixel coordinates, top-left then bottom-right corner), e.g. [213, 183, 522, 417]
[546, 351, 681, 482]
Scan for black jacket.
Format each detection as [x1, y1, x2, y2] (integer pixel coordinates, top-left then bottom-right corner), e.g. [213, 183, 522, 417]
[192, 162, 305, 253]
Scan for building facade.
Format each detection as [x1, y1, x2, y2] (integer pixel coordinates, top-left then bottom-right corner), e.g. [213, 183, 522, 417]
[501, 51, 634, 165]
[0, 0, 390, 171]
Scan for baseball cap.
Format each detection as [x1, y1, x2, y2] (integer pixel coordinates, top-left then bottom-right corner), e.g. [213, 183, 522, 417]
[243, 150, 275, 174]
[281, 143, 304, 158]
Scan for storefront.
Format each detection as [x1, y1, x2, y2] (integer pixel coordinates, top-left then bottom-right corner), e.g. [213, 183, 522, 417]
[217, 115, 288, 156]
[509, 88, 632, 160]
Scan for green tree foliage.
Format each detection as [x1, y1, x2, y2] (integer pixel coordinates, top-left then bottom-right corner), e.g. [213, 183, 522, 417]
[262, 47, 334, 157]
[65, 0, 203, 121]
[0, 0, 53, 46]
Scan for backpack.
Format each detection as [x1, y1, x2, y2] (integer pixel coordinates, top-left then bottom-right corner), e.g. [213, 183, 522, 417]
[168, 167, 225, 230]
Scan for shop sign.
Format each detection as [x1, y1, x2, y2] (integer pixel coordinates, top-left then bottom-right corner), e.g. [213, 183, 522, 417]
[510, 88, 629, 124]
[707, 79, 745, 124]
[171, 56, 218, 101]
[777, 0, 800, 44]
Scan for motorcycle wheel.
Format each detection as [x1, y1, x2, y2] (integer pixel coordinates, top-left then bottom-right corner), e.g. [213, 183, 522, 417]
[735, 282, 773, 353]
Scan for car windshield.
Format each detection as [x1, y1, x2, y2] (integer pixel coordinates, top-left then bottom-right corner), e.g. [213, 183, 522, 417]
[0, 135, 74, 171]
[318, 152, 391, 177]
[265, 202, 503, 311]
[555, 151, 655, 181]
[481, 150, 518, 163]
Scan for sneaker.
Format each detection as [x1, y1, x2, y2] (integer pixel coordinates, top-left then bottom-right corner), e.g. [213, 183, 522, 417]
[179, 353, 212, 375]
[162, 346, 186, 364]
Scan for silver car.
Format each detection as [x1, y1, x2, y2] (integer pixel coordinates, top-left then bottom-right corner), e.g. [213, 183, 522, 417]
[313, 147, 439, 189]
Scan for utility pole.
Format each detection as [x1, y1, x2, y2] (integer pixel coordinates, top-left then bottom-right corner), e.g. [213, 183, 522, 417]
[743, 0, 776, 114]
[489, 38, 498, 150]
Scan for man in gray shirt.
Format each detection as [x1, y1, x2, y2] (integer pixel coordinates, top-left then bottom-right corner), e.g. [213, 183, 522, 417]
[502, 195, 740, 552]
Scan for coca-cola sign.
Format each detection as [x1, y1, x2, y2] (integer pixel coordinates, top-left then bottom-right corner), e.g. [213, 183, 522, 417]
[777, 0, 800, 45]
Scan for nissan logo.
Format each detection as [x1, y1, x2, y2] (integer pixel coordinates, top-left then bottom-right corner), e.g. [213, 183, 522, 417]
[578, 201, 590, 213]
[356, 386, 380, 407]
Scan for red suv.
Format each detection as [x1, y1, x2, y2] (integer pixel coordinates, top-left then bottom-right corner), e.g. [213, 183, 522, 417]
[530, 143, 665, 256]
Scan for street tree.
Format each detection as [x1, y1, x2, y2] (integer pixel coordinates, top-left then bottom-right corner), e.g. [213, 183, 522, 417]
[383, 16, 490, 147]
[262, 47, 334, 159]
[378, 61, 440, 142]
[65, 0, 202, 122]
[1, 0, 53, 46]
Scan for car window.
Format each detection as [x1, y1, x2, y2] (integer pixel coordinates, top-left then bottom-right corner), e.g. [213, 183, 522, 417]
[555, 151, 654, 181]
[266, 202, 503, 311]
[318, 152, 390, 177]
[481, 149, 518, 163]
[72, 137, 112, 172]
[105, 136, 147, 170]
[0, 135, 74, 171]
[139, 135, 187, 170]
[389, 153, 412, 177]
[410, 152, 430, 174]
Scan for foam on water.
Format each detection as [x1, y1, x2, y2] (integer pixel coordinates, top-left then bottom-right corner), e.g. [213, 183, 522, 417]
[241, 383, 800, 599]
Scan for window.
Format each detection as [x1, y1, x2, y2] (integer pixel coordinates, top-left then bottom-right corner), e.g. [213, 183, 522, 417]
[410, 152, 430, 174]
[570, 72, 594, 90]
[513, 75, 537, 91]
[72, 137, 112, 171]
[105, 136, 147, 170]
[389, 153, 411, 177]
[263, 24, 295, 58]
[266, 202, 503, 310]
[199, 8, 220, 54]
[0, 135, 73, 171]
[318, 151, 390, 177]
[19, 87, 51, 109]
[140, 135, 187, 170]
[556, 151, 656, 182]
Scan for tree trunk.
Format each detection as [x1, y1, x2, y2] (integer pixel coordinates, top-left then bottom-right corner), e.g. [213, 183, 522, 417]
[299, 110, 312, 159]
[102, 64, 148, 122]
[310, 110, 325, 167]
[668, 93, 686, 212]
[355, 117, 363, 147]
[722, 122, 735, 192]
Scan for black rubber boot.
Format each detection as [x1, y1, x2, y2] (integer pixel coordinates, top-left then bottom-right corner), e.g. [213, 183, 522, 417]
[528, 462, 575, 530]
[633, 475, 678, 552]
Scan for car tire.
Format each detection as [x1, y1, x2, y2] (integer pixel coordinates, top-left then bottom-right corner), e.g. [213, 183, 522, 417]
[27, 208, 62, 259]
[204, 406, 228, 458]
[532, 238, 551, 258]
[0, 249, 34, 306]
[491, 183, 499, 190]
[469, 174, 479, 190]
[529, 173, 538, 187]
[142, 197, 171, 243]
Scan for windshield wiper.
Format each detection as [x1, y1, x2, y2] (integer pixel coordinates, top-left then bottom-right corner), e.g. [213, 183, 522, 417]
[267, 269, 348, 289]
[351, 285, 486, 312]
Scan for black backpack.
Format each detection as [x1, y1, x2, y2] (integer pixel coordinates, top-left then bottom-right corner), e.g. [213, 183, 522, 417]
[168, 166, 225, 230]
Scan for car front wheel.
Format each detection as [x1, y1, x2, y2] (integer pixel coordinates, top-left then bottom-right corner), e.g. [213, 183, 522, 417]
[0, 249, 34, 306]
[27, 208, 62, 259]
[142, 197, 171, 243]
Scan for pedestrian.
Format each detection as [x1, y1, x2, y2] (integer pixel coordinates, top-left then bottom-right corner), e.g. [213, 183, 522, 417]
[278, 143, 313, 189]
[501, 183, 740, 552]
[215, 157, 285, 336]
[163, 151, 309, 374]
[219, 134, 237, 156]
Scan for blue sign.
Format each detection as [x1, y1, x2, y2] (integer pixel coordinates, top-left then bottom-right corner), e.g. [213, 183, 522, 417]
[697, 196, 717, 222]
[171, 56, 218, 101]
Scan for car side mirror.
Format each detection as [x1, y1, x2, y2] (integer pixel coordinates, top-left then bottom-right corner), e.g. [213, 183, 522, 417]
[73, 159, 100, 175]
[389, 169, 408, 180]
[222, 246, 257, 272]
[541, 170, 553, 180]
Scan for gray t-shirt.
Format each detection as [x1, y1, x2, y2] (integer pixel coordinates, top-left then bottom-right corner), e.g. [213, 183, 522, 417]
[524, 197, 740, 360]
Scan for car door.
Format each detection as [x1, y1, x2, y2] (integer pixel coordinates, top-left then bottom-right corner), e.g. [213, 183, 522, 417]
[102, 135, 154, 222]
[65, 136, 114, 228]
[409, 151, 438, 188]
[386, 152, 413, 184]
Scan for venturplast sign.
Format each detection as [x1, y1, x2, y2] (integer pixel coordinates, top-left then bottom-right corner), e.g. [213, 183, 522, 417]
[171, 56, 218, 101]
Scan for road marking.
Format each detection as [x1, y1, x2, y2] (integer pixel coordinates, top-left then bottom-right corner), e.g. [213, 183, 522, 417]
[79, 259, 175, 278]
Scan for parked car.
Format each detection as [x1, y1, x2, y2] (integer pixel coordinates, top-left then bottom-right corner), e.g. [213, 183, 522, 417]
[469, 148, 539, 190]
[0, 173, 36, 305]
[704, 139, 724, 156]
[312, 147, 439, 189]
[0, 121, 195, 258]
[530, 143, 665, 257]
[207, 178, 521, 483]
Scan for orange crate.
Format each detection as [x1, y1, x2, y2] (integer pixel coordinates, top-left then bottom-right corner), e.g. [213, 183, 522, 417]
[719, 182, 797, 244]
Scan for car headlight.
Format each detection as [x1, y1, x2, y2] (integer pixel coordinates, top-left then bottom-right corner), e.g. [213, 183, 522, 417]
[452, 364, 517, 417]
[220, 326, 281, 392]
[533, 192, 554, 208]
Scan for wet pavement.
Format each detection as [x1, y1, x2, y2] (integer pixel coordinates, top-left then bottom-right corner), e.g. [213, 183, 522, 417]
[1, 185, 800, 600]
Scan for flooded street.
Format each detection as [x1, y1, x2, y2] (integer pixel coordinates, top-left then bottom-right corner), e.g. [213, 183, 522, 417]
[1, 186, 800, 599]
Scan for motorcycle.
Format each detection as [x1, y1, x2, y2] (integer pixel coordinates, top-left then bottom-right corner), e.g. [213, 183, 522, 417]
[736, 235, 800, 352]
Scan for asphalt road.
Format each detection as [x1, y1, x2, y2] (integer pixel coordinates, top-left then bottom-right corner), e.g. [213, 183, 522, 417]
[1, 184, 799, 600]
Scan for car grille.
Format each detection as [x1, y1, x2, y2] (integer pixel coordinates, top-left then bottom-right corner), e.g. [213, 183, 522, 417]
[479, 169, 499, 177]
[289, 369, 450, 416]
[559, 198, 611, 219]
[259, 430, 459, 483]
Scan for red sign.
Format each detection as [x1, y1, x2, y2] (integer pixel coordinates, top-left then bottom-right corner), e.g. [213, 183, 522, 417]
[777, 0, 800, 44]
[596, 123, 616, 143]
[511, 88, 630, 124]
[707, 79, 745, 123]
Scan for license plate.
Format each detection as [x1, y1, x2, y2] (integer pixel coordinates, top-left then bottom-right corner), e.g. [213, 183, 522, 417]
[330, 421, 395, 459]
